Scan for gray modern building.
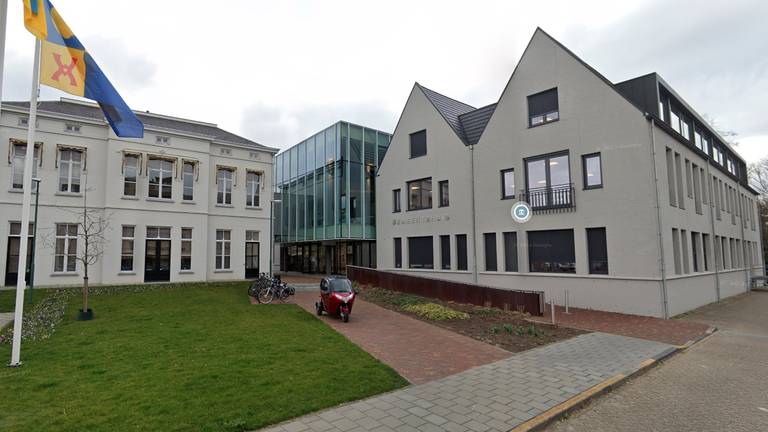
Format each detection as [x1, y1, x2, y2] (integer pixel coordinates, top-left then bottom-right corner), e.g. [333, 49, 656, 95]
[274, 121, 391, 274]
[376, 28, 763, 318]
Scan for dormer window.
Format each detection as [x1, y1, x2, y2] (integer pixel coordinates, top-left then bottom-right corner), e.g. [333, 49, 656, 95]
[528, 88, 559, 127]
[156, 135, 170, 145]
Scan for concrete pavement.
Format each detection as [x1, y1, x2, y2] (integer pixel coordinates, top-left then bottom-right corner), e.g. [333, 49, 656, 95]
[546, 291, 768, 432]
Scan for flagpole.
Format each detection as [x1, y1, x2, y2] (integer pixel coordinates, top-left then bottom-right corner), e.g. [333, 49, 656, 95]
[0, 0, 8, 111]
[9, 38, 41, 367]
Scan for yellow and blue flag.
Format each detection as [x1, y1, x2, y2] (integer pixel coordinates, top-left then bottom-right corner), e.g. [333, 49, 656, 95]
[23, 0, 143, 138]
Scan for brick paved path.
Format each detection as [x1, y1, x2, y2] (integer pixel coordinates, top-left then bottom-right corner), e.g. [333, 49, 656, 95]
[259, 332, 674, 432]
[528, 305, 710, 346]
[290, 292, 511, 384]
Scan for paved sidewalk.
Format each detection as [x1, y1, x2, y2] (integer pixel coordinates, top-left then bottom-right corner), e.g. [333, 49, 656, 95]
[259, 332, 674, 432]
[0, 312, 13, 329]
[290, 292, 511, 384]
[528, 305, 710, 345]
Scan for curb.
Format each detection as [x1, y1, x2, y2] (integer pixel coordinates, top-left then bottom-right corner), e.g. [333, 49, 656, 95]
[510, 331, 715, 432]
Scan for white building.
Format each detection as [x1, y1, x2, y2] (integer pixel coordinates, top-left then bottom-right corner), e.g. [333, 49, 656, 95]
[376, 29, 764, 318]
[1, 98, 277, 287]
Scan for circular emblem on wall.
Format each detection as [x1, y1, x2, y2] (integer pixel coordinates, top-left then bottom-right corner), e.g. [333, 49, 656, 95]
[511, 202, 532, 223]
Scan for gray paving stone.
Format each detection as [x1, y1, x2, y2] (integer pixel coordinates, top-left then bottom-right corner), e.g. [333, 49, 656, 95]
[255, 332, 673, 432]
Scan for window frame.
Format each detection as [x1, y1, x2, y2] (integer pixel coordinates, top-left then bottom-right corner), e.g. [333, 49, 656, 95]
[503, 231, 518, 272]
[586, 227, 608, 275]
[501, 168, 515, 199]
[148, 157, 174, 200]
[527, 229, 576, 274]
[392, 189, 401, 213]
[409, 130, 427, 159]
[217, 168, 234, 205]
[527, 88, 559, 128]
[406, 177, 432, 211]
[483, 232, 497, 272]
[581, 152, 603, 190]
[215, 229, 231, 270]
[456, 234, 468, 271]
[120, 225, 135, 272]
[54, 223, 78, 273]
[407, 236, 434, 269]
[181, 228, 192, 271]
[394, 237, 402, 268]
[440, 235, 451, 270]
[182, 161, 195, 201]
[246, 171, 262, 208]
[123, 154, 139, 197]
[11, 142, 41, 191]
[438, 180, 449, 208]
[58, 148, 82, 193]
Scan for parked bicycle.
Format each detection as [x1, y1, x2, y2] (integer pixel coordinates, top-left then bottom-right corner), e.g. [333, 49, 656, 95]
[248, 273, 295, 304]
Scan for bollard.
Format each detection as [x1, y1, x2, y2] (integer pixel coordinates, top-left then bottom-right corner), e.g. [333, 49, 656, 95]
[565, 290, 570, 314]
[550, 299, 556, 325]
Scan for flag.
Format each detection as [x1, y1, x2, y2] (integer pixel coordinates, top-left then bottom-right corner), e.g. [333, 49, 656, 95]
[22, 0, 143, 138]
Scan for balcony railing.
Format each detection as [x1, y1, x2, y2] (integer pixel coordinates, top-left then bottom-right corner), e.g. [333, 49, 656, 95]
[520, 183, 575, 213]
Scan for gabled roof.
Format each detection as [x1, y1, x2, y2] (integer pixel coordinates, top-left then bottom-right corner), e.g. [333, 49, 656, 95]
[416, 83, 496, 146]
[3, 100, 277, 152]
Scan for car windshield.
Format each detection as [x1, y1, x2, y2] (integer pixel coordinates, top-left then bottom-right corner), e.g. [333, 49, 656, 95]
[328, 279, 353, 293]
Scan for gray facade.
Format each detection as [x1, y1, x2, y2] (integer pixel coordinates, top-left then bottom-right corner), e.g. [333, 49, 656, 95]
[376, 28, 763, 318]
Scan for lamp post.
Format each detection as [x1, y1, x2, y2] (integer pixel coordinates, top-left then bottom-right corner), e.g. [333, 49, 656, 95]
[269, 199, 282, 277]
[27, 178, 41, 304]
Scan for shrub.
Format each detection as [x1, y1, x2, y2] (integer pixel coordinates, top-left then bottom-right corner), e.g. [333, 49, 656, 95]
[489, 325, 500, 335]
[402, 303, 469, 321]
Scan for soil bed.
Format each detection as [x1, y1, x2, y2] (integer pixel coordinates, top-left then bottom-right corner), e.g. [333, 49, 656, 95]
[357, 285, 586, 353]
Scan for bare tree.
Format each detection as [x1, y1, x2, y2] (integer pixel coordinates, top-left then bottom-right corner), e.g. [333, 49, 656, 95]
[702, 114, 739, 146]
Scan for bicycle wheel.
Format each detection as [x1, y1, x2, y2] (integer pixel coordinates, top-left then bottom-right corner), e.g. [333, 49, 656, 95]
[248, 281, 260, 298]
[257, 287, 274, 304]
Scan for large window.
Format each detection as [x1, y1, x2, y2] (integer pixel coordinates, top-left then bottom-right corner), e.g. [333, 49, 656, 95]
[409, 130, 427, 158]
[407, 177, 432, 211]
[528, 229, 575, 273]
[246, 171, 261, 207]
[217, 168, 234, 205]
[456, 234, 468, 271]
[148, 158, 173, 199]
[503, 232, 518, 272]
[440, 235, 451, 270]
[11, 142, 40, 190]
[392, 189, 401, 213]
[58, 149, 82, 193]
[215, 229, 231, 270]
[54, 223, 78, 272]
[501, 168, 515, 199]
[527, 88, 559, 127]
[408, 236, 433, 269]
[182, 161, 195, 201]
[586, 227, 608, 275]
[120, 226, 134, 271]
[181, 228, 192, 271]
[123, 154, 139, 197]
[394, 238, 402, 268]
[525, 151, 571, 208]
[484, 233, 497, 271]
[438, 180, 449, 207]
[582, 153, 602, 189]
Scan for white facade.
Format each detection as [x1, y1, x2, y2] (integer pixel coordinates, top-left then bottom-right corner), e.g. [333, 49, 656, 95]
[376, 29, 764, 318]
[0, 98, 277, 287]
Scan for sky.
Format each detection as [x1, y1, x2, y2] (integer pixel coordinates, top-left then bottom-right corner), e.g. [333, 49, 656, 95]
[1, 0, 766, 162]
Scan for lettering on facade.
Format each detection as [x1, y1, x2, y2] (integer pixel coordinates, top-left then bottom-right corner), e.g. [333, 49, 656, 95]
[392, 215, 451, 225]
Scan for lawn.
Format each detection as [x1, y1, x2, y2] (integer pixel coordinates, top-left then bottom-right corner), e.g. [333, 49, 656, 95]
[0, 284, 407, 431]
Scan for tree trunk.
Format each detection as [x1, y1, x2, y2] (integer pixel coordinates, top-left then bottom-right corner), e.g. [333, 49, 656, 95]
[83, 276, 89, 312]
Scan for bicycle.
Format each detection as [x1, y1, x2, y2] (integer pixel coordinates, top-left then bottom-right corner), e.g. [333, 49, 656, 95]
[249, 274, 295, 304]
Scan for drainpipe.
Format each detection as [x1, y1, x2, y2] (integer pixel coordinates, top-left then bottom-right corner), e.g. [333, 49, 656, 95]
[705, 161, 721, 301]
[470, 144, 478, 284]
[647, 116, 669, 318]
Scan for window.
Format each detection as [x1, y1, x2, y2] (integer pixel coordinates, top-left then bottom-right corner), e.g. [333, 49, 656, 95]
[670, 109, 681, 134]
[681, 229, 690, 274]
[582, 153, 602, 189]
[440, 235, 451, 270]
[181, 228, 192, 271]
[691, 232, 700, 272]
[408, 236, 433, 269]
[674, 153, 685, 209]
[182, 161, 195, 201]
[692, 164, 702, 214]
[148, 158, 173, 199]
[501, 168, 515, 199]
[156, 135, 170, 145]
[658, 98, 667, 122]
[217, 168, 234, 205]
[525, 151, 570, 208]
[409, 130, 427, 158]
[666, 148, 676, 207]
[586, 227, 608, 275]
[528, 88, 559, 127]
[246, 171, 261, 207]
[503, 232, 518, 272]
[672, 228, 682, 275]
[685, 160, 693, 198]
[407, 177, 432, 210]
[215, 229, 231, 270]
[392, 189, 401, 213]
[438, 180, 449, 207]
[702, 234, 711, 272]
[484, 233, 497, 271]
[120, 226, 134, 271]
[58, 149, 82, 193]
[722, 237, 730, 269]
[54, 223, 78, 272]
[528, 229, 575, 273]
[123, 154, 139, 196]
[11, 142, 40, 190]
[65, 123, 81, 133]
[394, 238, 402, 268]
[456, 234, 468, 271]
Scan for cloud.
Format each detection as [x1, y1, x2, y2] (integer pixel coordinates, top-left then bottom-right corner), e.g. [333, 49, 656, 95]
[240, 101, 398, 151]
[85, 36, 157, 91]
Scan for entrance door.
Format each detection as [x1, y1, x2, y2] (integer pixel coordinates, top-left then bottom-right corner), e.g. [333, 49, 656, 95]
[144, 239, 171, 282]
[245, 241, 260, 278]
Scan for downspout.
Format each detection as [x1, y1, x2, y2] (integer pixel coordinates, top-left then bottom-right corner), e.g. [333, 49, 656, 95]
[470, 144, 478, 284]
[736, 183, 750, 291]
[705, 161, 721, 301]
[647, 116, 669, 318]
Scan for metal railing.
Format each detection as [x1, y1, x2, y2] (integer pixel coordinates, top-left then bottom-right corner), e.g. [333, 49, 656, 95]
[520, 183, 575, 213]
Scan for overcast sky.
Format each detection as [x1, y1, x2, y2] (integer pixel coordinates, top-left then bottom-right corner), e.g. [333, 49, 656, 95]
[2, 0, 766, 161]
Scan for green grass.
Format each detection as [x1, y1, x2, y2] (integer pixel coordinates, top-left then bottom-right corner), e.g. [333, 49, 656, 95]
[0, 289, 49, 314]
[0, 284, 407, 431]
